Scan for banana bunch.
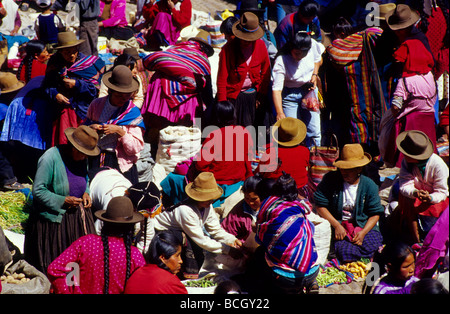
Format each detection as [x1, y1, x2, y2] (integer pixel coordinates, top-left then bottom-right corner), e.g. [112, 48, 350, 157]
[339, 261, 371, 280]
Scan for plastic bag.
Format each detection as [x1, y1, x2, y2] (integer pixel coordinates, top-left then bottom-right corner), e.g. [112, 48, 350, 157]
[301, 89, 321, 112]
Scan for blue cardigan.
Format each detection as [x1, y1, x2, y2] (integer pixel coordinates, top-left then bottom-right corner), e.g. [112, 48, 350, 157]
[313, 171, 384, 231]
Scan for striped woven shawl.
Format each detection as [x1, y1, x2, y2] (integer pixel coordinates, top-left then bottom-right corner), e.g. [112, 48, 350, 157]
[142, 41, 211, 108]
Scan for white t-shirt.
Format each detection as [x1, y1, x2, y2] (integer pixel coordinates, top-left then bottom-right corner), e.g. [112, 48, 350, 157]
[342, 181, 359, 221]
[272, 39, 325, 91]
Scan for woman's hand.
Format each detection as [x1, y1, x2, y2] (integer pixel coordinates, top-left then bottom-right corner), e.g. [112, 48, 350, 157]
[89, 124, 104, 132]
[167, 0, 175, 10]
[82, 193, 92, 208]
[276, 112, 286, 121]
[334, 223, 347, 241]
[310, 74, 318, 90]
[64, 196, 83, 208]
[101, 124, 126, 137]
[351, 230, 367, 246]
[63, 78, 77, 89]
[414, 189, 432, 203]
[232, 239, 243, 249]
[56, 93, 70, 105]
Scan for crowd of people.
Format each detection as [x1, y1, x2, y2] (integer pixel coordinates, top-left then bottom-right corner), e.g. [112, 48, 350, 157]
[0, 0, 449, 295]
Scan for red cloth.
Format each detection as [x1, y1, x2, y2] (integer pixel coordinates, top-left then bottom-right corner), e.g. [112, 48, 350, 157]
[195, 126, 254, 185]
[256, 144, 310, 189]
[425, 7, 449, 77]
[414, 197, 449, 218]
[124, 264, 188, 294]
[393, 39, 434, 77]
[51, 107, 82, 146]
[216, 38, 271, 102]
[142, 0, 191, 30]
[440, 104, 449, 127]
[18, 59, 47, 83]
[341, 220, 363, 241]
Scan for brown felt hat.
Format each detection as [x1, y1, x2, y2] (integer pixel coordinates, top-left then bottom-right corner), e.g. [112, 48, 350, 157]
[272, 117, 307, 147]
[102, 65, 139, 93]
[396, 130, 434, 160]
[0, 72, 25, 94]
[185, 172, 223, 202]
[95, 196, 145, 224]
[333, 143, 372, 169]
[386, 4, 420, 30]
[55, 31, 85, 49]
[189, 29, 215, 57]
[232, 12, 264, 41]
[123, 47, 141, 60]
[64, 125, 100, 156]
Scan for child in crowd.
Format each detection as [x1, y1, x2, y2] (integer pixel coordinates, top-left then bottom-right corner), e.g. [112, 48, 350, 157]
[221, 175, 263, 243]
[16, 40, 49, 84]
[372, 241, 420, 294]
[34, 0, 65, 46]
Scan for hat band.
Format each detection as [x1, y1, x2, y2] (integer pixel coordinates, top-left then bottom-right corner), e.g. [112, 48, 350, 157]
[105, 214, 134, 222]
[192, 186, 219, 193]
[239, 25, 259, 33]
[61, 40, 80, 46]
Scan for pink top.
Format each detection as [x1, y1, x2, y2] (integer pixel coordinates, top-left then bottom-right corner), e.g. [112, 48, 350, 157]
[394, 71, 437, 120]
[100, 0, 128, 28]
[47, 234, 145, 294]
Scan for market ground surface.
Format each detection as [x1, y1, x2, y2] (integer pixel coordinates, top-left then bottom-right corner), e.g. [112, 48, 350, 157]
[2, 0, 406, 294]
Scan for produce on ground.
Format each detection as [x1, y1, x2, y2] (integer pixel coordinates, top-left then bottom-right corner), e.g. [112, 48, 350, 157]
[339, 261, 371, 280]
[316, 266, 348, 287]
[1, 272, 31, 284]
[183, 275, 217, 288]
[0, 191, 31, 234]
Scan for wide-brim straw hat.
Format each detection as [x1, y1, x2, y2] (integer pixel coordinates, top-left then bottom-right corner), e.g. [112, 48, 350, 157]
[102, 65, 139, 93]
[396, 130, 434, 160]
[369, 3, 396, 20]
[386, 4, 420, 30]
[333, 143, 372, 169]
[0, 72, 25, 94]
[189, 29, 215, 57]
[95, 196, 144, 224]
[55, 31, 85, 49]
[185, 172, 224, 202]
[64, 125, 100, 156]
[232, 12, 264, 41]
[271, 117, 307, 147]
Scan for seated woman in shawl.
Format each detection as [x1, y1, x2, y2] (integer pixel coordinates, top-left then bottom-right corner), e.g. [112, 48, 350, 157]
[142, 0, 192, 51]
[140, 30, 214, 146]
[85, 65, 145, 185]
[43, 32, 105, 147]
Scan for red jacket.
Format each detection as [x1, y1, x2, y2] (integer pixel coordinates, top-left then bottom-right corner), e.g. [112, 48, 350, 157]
[216, 38, 271, 102]
[142, 0, 191, 30]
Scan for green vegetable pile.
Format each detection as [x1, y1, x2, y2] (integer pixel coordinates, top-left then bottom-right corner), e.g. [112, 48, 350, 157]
[316, 266, 348, 287]
[183, 276, 217, 288]
[0, 191, 31, 234]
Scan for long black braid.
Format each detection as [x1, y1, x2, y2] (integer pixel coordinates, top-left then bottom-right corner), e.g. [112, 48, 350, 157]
[101, 232, 110, 294]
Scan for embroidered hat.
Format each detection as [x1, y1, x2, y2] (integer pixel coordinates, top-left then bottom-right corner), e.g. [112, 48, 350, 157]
[95, 196, 145, 224]
[271, 117, 307, 147]
[64, 125, 100, 156]
[185, 172, 224, 202]
[102, 65, 139, 93]
[232, 12, 264, 41]
[396, 130, 434, 160]
[55, 31, 85, 49]
[386, 4, 420, 30]
[333, 143, 372, 169]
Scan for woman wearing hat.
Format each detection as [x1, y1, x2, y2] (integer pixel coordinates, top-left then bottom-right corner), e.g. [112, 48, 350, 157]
[395, 130, 449, 245]
[154, 172, 243, 279]
[43, 31, 106, 147]
[216, 11, 271, 128]
[47, 196, 146, 294]
[314, 143, 384, 263]
[85, 65, 145, 185]
[255, 117, 312, 201]
[24, 125, 101, 274]
[271, 31, 324, 148]
[383, 4, 438, 168]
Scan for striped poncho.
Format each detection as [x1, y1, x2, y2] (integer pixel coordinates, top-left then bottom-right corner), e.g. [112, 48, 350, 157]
[142, 41, 211, 108]
[256, 196, 317, 274]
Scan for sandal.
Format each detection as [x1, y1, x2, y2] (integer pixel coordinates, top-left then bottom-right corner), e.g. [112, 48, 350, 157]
[306, 280, 320, 294]
[3, 182, 25, 190]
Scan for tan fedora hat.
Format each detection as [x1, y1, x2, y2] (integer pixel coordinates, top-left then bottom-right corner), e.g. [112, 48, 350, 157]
[189, 29, 215, 57]
[271, 117, 307, 147]
[102, 65, 139, 94]
[232, 12, 264, 41]
[396, 130, 434, 160]
[386, 4, 420, 30]
[95, 196, 144, 224]
[64, 125, 101, 156]
[0, 72, 25, 94]
[185, 172, 224, 202]
[333, 143, 372, 169]
[369, 3, 396, 20]
[55, 31, 85, 49]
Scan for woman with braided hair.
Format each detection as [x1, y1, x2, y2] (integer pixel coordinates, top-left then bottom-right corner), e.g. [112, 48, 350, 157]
[16, 40, 49, 84]
[47, 196, 145, 294]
